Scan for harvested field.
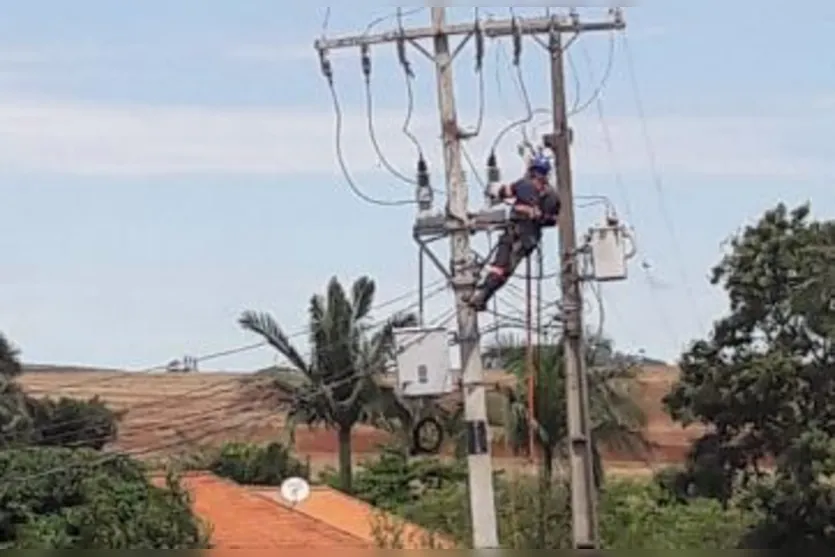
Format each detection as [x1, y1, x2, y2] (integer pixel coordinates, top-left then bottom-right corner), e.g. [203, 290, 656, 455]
[19, 363, 702, 473]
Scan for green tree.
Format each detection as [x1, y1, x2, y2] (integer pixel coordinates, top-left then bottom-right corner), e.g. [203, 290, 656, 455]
[664, 203, 835, 546]
[0, 447, 209, 548]
[238, 275, 415, 493]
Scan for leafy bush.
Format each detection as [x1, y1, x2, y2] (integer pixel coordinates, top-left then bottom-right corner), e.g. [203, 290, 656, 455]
[208, 441, 310, 486]
[600, 478, 756, 549]
[0, 447, 209, 548]
[345, 451, 757, 549]
[26, 395, 121, 450]
[333, 446, 468, 510]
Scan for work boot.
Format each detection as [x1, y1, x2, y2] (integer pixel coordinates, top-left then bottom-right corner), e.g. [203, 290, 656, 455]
[468, 274, 503, 312]
[468, 288, 488, 311]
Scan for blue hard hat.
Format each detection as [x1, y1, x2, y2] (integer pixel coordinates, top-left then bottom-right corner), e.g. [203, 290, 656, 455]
[528, 155, 551, 175]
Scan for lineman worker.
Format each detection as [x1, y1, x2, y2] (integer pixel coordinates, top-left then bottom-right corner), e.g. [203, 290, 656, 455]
[468, 154, 561, 311]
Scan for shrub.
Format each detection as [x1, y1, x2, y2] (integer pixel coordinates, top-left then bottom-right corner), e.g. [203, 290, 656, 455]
[26, 395, 120, 450]
[320, 445, 468, 510]
[0, 447, 209, 548]
[600, 478, 755, 549]
[208, 441, 310, 486]
[352, 457, 756, 549]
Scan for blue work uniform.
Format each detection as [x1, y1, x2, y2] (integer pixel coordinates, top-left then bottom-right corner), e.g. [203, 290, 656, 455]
[469, 178, 560, 311]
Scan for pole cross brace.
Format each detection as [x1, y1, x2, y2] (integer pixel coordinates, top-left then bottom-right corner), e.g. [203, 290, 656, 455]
[413, 207, 510, 237]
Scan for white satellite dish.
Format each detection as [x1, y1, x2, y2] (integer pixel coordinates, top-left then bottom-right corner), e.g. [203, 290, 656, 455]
[279, 477, 311, 506]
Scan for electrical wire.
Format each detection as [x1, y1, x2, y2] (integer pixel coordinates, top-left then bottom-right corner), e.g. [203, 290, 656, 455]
[3, 305, 462, 482]
[489, 46, 535, 154]
[581, 37, 683, 350]
[316, 17, 415, 207]
[18, 277, 447, 396]
[567, 32, 616, 117]
[459, 7, 486, 138]
[362, 7, 424, 36]
[620, 31, 707, 332]
[1, 406, 280, 485]
[395, 8, 425, 162]
[488, 11, 535, 155]
[325, 79, 415, 207]
[321, 7, 331, 37]
[8, 281, 453, 448]
[363, 70, 417, 185]
[400, 70, 424, 159]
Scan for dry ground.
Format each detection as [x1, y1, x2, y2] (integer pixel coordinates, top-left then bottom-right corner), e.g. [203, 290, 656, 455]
[19, 363, 702, 476]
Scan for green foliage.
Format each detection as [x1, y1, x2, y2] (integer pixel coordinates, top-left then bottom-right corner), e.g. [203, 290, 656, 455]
[0, 336, 33, 447]
[600, 478, 755, 549]
[238, 275, 417, 492]
[0, 376, 35, 447]
[353, 458, 752, 549]
[0, 447, 210, 548]
[0, 335, 119, 451]
[208, 441, 310, 486]
[26, 395, 120, 450]
[0, 333, 22, 379]
[664, 202, 835, 546]
[737, 430, 835, 548]
[325, 446, 467, 510]
[499, 337, 648, 483]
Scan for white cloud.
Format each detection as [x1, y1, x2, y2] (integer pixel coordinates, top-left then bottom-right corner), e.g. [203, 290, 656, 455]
[0, 93, 829, 180]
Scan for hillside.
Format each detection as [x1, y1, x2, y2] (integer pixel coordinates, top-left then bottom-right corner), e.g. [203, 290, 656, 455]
[19, 364, 702, 469]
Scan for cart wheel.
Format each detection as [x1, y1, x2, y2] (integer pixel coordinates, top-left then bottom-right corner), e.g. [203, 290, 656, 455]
[412, 416, 444, 454]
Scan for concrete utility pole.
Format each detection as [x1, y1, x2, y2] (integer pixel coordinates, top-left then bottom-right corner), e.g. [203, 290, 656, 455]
[547, 29, 599, 548]
[428, 7, 499, 549]
[315, 8, 624, 550]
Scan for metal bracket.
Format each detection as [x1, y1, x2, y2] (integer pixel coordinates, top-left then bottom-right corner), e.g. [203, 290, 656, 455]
[413, 207, 510, 237]
[414, 209, 509, 284]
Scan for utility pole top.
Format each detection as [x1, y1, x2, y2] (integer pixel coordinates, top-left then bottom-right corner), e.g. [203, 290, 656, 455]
[314, 10, 625, 51]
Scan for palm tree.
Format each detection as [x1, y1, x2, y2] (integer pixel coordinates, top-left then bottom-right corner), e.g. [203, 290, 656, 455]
[499, 334, 648, 485]
[238, 276, 415, 493]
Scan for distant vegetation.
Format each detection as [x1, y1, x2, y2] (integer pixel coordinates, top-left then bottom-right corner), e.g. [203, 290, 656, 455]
[0, 334, 209, 549]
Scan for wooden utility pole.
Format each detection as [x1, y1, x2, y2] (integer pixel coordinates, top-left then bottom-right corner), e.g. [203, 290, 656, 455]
[314, 8, 624, 549]
[547, 29, 599, 547]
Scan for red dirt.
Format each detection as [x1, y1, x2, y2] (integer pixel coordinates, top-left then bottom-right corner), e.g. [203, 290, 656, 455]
[19, 365, 701, 471]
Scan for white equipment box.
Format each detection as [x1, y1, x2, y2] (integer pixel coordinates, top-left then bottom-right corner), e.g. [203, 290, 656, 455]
[393, 327, 454, 398]
[588, 221, 634, 281]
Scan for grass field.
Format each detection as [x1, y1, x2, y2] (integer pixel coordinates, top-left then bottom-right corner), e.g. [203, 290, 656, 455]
[19, 364, 702, 475]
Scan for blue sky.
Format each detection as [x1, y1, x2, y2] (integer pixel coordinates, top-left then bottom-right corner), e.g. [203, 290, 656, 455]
[0, 1, 833, 371]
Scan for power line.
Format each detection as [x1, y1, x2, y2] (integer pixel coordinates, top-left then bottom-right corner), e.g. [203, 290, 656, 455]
[362, 7, 424, 36]
[578, 37, 683, 352]
[488, 20, 535, 155]
[395, 8, 425, 162]
[1, 404, 279, 486]
[2, 302, 460, 481]
[460, 7, 487, 138]
[362, 43, 417, 186]
[567, 32, 615, 117]
[324, 77, 416, 207]
[20, 277, 447, 395]
[11, 280, 451, 445]
[620, 31, 707, 333]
